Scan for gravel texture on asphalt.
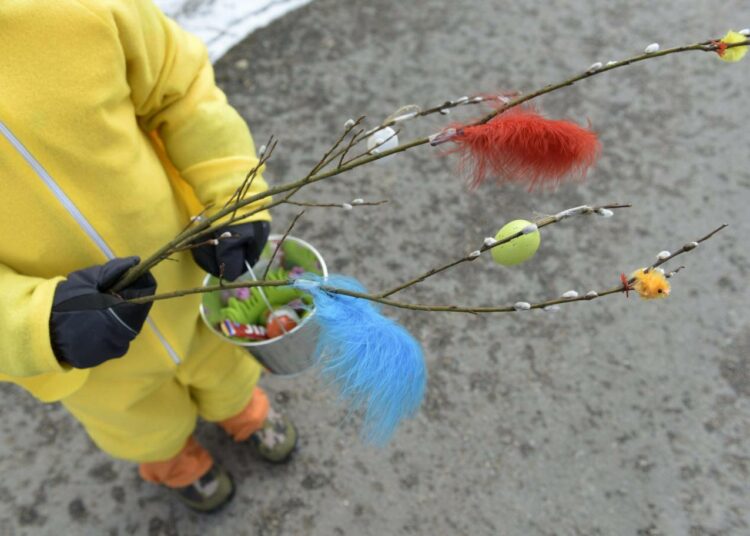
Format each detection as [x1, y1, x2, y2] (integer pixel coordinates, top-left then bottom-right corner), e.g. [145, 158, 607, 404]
[1, 1, 748, 535]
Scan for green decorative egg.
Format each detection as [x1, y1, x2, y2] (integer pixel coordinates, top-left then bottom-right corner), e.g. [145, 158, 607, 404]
[490, 219, 541, 266]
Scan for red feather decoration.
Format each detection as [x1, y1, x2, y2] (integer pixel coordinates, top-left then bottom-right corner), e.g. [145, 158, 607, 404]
[446, 107, 600, 190]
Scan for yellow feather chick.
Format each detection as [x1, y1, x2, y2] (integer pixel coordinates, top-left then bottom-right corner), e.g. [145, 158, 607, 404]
[717, 30, 748, 63]
[631, 268, 670, 299]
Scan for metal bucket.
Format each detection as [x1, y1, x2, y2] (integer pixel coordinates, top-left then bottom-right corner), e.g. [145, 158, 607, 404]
[199, 235, 328, 375]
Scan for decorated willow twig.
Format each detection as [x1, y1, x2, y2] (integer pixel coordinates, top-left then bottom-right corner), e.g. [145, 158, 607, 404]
[355, 37, 750, 137]
[308, 37, 750, 181]
[377, 203, 628, 298]
[126, 201, 656, 306]
[111, 33, 748, 292]
[127, 222, 725, 312]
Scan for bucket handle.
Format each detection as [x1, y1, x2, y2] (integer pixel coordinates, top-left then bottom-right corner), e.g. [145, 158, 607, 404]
[244, 260, 291, 336]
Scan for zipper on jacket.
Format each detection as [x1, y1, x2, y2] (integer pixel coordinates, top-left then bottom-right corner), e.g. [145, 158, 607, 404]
[0, 120, 182, 365]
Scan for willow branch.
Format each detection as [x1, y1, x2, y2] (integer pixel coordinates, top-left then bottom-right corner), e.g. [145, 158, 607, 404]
[285, 199, 388, 209]
[126, 200, 627, 305]
[636, 223, 727, 278]
[378, 203, 629, 298]
[338, 128, 365, 167]
[261, 211, 305, 281]
[224, 135, 276, 212]
[476, 39, 748, 125]
[309, 117, 365, 176]
[128, 224, 725, 314]
[331, 39, 748, 161]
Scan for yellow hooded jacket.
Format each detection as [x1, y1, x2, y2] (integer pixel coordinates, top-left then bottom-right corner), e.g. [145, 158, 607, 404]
[0, 0, 270, 401]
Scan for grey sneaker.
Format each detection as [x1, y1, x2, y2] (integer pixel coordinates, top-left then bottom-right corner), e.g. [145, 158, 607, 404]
[249, 407, 298, 463]
[173, 463, 235, 513]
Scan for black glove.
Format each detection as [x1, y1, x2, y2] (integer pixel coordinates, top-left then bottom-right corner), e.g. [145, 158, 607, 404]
[191, 221, 270, 281]
[49, 257, 156, 369]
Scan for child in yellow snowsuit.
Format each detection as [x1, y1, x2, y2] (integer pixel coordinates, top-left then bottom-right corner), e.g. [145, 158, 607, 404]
[0, 0, 294, 511]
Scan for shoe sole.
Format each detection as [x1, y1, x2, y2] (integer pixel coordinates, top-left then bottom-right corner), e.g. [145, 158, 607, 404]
[268, 427, 298, 465]
[254, 422, 299, 465]
[183, 471, 236, 515]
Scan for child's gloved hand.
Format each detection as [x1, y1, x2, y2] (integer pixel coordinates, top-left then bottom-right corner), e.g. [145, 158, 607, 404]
[191, 221, 270, 281]
[49, 257, 156, 369]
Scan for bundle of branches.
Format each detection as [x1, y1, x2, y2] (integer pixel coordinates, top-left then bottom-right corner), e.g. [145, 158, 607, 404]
[113, 31, 747, 442]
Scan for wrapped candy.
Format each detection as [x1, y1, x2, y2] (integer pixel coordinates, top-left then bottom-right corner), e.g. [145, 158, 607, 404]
[220, 320, 268, 340]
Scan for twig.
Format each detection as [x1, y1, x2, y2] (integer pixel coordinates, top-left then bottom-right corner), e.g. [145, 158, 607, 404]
[415, 93, 519, 121]
[378, 203, 630, 298]
[311, 117, 365, 175]
[223, 135, 275, 211]
[124, 200, 622, 304]
[261, 211, 305, 281]
[343, 95, 514, 157]
[171, 237, 220, 253]
[640, 224, 727, 276]
[340, 38, 750, 165]
[284, 199, 388, 209]
[128, 225, 725, 313]
[338, 128, 365, 168]
[665, 266, 686, 277]
[231, 139, 278, 222]
[476, 40, 748, 126]
[178, 205, 214, 234]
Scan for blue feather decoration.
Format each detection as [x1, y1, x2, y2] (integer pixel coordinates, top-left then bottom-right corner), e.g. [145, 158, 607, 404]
[293, 274, 427, 444]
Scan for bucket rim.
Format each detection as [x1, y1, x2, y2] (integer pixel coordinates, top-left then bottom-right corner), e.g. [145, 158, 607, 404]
[198, 234, 328, 348]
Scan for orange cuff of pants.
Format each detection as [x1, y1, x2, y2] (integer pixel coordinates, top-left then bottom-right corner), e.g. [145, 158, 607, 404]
[138, 388, 268, 487]
[219, 386, 269, 442]
[138, 436, 213, 488]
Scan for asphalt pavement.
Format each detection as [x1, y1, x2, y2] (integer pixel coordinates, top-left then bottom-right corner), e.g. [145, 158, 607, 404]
[1, 1, 748, 534]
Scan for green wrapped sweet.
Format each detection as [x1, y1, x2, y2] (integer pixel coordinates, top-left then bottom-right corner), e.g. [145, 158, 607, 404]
[219, 268, 311, 326]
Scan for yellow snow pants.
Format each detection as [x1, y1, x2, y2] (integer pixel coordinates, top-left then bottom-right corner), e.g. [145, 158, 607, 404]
[61, 316, 263, 463]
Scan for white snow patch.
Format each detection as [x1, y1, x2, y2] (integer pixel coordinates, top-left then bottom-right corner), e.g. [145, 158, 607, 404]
[156, 0, 315, 62]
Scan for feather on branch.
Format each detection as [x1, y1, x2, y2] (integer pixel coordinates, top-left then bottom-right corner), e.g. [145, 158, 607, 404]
[446, 106, 600, 190]
[293, 274, 427, 444]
